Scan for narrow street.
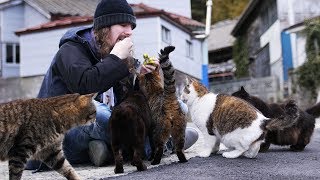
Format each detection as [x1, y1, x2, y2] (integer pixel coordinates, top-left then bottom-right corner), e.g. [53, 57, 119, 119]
[1, 122, 319, 179]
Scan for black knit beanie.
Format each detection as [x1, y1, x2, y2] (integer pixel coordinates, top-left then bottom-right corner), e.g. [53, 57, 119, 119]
[93, 0, 136, 30]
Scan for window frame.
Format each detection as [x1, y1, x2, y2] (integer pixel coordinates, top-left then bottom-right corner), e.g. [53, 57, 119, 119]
[4, 43, 20, 65]
[161, 26, 171, 44]
[186, 40, 193, 59]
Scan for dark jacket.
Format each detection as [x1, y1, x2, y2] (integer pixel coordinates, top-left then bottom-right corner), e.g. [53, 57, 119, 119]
[38, 27, 131, 102]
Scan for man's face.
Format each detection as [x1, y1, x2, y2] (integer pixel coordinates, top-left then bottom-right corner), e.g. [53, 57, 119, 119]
[94, 23, 133, 58]
[109, 23, 133, 47]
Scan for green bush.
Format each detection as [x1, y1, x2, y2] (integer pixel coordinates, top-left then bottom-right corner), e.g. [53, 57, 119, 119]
[296, 18, 320, 98]
[233, 36, 249, 78]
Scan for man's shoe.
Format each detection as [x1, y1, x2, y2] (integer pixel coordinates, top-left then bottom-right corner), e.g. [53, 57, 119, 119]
[184, 127, 199, 150]
[164, 126, 199, 155]
[88, 140, 112, 167]
[25, 160, 41, 170]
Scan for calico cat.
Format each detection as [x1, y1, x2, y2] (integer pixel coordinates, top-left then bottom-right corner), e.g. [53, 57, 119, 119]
[232, 86, 319, 151]
[0, 93, 96, 180]
[181, 79, 299, 158]
[109, 77, 154, 174]
[139, 46, 187, 165]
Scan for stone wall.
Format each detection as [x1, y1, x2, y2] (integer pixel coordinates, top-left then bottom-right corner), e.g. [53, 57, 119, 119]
[210, 76, 280, 103]
[0, 76, 44, 103]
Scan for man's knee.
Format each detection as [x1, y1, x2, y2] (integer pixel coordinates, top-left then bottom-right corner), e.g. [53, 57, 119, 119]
[94, 100, 112, 127]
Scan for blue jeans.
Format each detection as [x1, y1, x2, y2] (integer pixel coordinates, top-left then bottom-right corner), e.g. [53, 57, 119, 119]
[26, 100, 187, 168]
[63, 100, 152, 164]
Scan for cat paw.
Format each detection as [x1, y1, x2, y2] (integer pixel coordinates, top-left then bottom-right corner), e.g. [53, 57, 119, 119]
[222, 150, 243, 159]
[176, 151, 187, 163]
[259, 142, 270, 152]
[159, 46, 175, 62]
[290, 145, 305, 151]
[197, 151, 212, 158]
[161, 46, 175, 55]
[114, 166, 124, 174]
[178, 157, 188, 163]
[151, 159, 161, 165]
[137, 164, 147, 171]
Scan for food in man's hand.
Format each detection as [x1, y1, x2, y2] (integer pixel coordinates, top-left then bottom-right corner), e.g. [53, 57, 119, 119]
[143, 53, 157, 66]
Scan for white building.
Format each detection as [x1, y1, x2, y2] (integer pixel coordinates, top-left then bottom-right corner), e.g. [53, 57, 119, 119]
[0, 0, 205, 91]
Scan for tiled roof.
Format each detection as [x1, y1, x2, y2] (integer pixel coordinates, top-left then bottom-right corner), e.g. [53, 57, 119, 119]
[132, 3, 204, 31]
[25, 0, 100, 18]
[208, 19, 237, 52]
[16, 16, 93, 35]
[16, 2, 204, 35]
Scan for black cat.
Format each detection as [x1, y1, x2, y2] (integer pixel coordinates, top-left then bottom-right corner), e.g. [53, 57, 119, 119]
[232, 86, 320, 151]
[109, 77, 154, 174]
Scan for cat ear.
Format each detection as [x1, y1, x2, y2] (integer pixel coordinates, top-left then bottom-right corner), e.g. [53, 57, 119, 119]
[76, 93, 96, 106]
[89, 93, 98, 100]
[240, 86, 248, 94]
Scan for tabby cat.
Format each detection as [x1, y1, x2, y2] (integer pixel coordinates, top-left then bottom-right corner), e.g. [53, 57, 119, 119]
[181, 79, 299, 158]
[139, 46, 187, 165]
[232, 86, 318, 151]
[109, 77, 154, 174]
[0, 93, 96, 180]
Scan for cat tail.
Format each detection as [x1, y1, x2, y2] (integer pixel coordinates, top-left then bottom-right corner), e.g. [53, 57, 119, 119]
[264, 100, 299, 130]
[159, 46, 176, 96]
[305, 101, 320, 118]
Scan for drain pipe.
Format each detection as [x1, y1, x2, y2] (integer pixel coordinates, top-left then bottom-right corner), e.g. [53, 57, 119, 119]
[195, 0, 212, 38]
[194, 0, 212, 88]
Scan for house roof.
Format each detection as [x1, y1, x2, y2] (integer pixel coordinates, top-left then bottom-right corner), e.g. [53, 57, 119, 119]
[15, 16, 93, 35]
[24, 0, 100, 18]
[208, 19, 237, 52]
[131, 3, 204, 31]
[284, 15, 320, 33]
[231, 0, 261, 36]
[15, 2, 204, 35]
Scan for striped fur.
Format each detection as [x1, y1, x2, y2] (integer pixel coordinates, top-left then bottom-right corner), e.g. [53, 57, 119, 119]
[0, 93, 96, 180]
[139, 46, 187, 165]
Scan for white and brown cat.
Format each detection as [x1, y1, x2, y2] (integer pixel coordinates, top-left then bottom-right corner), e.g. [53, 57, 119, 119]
[181, 79, 299, 158]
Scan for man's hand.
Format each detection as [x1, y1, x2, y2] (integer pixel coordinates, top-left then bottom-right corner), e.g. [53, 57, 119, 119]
[110, 37, 133, 59]
[140, 58, 160, 75]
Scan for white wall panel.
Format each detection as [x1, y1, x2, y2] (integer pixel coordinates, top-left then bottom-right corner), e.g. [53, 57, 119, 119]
[19, 25, 91, 77]
[24, 5, 48, 28]
[1, 4, 23, 42]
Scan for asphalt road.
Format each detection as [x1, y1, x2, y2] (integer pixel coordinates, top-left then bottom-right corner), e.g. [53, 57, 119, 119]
[107, 129, 320, 180]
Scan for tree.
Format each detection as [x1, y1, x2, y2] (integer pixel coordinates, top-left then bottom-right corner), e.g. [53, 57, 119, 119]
[191, 0, 250, 24]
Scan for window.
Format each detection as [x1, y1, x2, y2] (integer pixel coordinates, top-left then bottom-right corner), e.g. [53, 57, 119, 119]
[5, 43, 20, 64]
[16, 45, 20, 64]
[6, 44, 13, 63]
[161, 26, 171, 44]
[186, 40, 193, 58]
[254, 44, 270, 78]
